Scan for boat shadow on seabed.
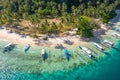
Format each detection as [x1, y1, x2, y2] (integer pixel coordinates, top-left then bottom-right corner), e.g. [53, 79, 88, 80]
[3, 43, 16, 53]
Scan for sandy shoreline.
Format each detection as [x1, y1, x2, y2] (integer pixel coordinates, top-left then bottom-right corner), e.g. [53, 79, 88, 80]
[0, 9, 120, 47]
[0, 29, 35, 46]
[0, 28, 88, 47]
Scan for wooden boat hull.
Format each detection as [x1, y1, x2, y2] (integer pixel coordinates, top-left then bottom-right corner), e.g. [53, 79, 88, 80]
[24, 46, 31, 52]
[64, 49, 70, 61]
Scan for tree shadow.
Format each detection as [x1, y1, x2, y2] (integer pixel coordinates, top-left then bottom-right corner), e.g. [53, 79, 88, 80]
[55, 44, 65, 49]
[63, 39, 74, 45]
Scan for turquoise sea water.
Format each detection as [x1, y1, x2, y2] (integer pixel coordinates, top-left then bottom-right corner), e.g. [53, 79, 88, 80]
[0, 40, 120, 80]
[1, 18, 120, 80]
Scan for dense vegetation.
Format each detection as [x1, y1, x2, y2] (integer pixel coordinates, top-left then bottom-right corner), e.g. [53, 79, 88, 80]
[0, 0, 120, 37]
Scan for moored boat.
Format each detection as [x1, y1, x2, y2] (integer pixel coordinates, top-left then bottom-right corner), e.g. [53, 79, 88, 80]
[101, 40, 113, 47]
[63, 49, 70, 61]
[112, 27, 120, 33]
[79, 46, 95, 59]
[24, 44, 31, 52]
[92, 43, 104, 51]
[112, 33, 120, 38]
[100, 40, 119, 50]
[3, 43, 15, 53]
[41, 48, 47, 61]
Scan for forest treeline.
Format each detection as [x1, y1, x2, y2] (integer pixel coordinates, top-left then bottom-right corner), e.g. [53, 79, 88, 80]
[0, 0, 120, 37]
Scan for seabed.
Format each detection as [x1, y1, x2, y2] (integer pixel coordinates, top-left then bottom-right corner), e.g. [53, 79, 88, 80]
[0, 20, 120, 80]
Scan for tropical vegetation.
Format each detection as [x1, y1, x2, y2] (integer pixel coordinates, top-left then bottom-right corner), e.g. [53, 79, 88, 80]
[0, 0, 120, 37]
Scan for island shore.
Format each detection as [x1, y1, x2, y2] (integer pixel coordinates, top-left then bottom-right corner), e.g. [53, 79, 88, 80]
[0, 10, 120, 73]
[0, 10, 120, 47]
[0, 28, 88, 47]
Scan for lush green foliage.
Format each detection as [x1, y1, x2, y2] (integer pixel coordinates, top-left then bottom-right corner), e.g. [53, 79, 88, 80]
[76, 16, 93, 37]
[0, 0, 119, 23]
[0, 0, 120, 37]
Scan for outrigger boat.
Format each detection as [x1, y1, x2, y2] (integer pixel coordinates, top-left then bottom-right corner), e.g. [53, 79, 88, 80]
[63, 49, 70, 61]
[92, 43, 104, 51]
[101, 40, 113, 47]
[112, 33, 120, 38]
[24, 44, 31, 52]
[3, 43, 15, 53]
[79, 46, 95, 59]
[92, 42, 110, 54]
[41, 48, 47, 61]
[101, 40, 119, 51]
[112, 27, 120, 33]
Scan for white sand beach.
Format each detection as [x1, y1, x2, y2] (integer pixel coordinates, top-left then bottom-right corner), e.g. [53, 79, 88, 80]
[0, 9, 120, 47]
[0, 29, 35, 46]
[0, 28, 87, 47]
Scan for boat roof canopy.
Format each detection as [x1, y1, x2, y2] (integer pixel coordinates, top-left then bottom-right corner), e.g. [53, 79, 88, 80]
[4, 42, 13, 48]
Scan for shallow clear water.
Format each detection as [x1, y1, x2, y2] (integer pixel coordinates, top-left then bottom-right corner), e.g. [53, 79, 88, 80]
[1, 20, 120, 80]
[0, 43, 120, 80]
[0, 40, 120, 80]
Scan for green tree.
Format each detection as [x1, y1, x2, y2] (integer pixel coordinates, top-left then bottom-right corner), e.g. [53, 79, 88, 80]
[49, 22, 58, 34]
[77, 16, 93, 37]
[38, 23, 46, 34]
